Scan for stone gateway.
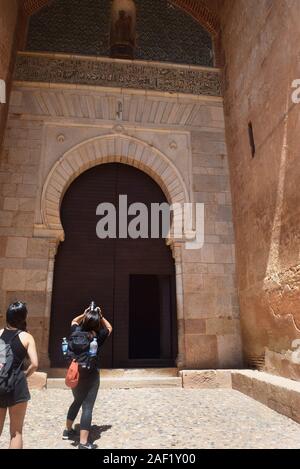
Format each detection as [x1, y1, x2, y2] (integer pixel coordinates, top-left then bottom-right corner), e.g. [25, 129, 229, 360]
[0, 0, 299, 384]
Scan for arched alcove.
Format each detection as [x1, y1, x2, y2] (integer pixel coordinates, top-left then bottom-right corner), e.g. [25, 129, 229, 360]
[23, 0, 219, 66]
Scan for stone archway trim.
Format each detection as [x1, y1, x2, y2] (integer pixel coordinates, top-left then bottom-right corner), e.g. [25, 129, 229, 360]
[40, 134, 190, 236]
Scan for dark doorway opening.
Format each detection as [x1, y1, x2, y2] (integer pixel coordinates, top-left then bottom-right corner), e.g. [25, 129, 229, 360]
[129, 275, 176, 361]
[129, 275, 160, 359]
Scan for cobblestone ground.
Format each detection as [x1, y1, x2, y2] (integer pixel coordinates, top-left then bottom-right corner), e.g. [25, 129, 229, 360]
[1, 388, 300, 449]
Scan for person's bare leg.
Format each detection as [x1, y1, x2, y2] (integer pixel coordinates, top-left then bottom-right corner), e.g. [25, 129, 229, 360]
[80, 429, 89, 445]
[9, 402, 27, 449]
[0, 407, 7, 436]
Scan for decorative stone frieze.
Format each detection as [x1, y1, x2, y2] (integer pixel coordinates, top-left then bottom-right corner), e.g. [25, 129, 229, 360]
[14, 52, 222, 97]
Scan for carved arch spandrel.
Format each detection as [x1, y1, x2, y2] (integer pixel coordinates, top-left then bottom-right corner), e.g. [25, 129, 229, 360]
[39, 134, 190, 240]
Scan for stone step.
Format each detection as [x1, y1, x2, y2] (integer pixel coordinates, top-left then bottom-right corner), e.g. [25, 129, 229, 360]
[231, 370, 300, 424]
[45, 367, 179, 379]
[101, 368, 179, 378]
[47, 376, 182, 390]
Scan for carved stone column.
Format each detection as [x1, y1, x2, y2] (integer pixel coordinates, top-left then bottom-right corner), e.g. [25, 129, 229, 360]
[39, 237, 60, 369]
[169, 240, 186, 370]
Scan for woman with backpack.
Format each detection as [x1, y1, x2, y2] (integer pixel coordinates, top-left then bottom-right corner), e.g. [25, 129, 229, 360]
[0, 301, 38, 449]
[63, 302, 112, 449]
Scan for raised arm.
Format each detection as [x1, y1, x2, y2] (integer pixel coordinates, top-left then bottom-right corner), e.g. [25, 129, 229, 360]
[71, 311, 86, 326]
[24, 334, 38, 378]
[99, 311, 113, 336]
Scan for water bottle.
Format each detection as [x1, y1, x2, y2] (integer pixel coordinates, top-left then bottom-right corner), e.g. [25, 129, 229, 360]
[89, 338, 98, 357]
[62, 337, 68, 356]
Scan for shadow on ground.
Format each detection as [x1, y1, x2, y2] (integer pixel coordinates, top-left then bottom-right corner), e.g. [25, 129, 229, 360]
[70, 424, 112, 447]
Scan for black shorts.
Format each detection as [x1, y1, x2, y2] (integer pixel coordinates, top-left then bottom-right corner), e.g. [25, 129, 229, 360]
[0, 371, 31, 408]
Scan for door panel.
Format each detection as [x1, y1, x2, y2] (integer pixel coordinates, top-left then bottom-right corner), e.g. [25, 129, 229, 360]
[49, 164, 117, 367]
[113, 164, 177, 367]
[49, 163, 177, 368]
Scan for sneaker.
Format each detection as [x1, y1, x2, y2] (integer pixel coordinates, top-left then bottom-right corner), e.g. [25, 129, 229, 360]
[62, 428, 77, 440]
[78, 442, 97, 450]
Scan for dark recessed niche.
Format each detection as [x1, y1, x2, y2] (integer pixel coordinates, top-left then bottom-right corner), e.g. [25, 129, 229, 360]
[26, 0, 214, 67]
[248, 122, 256, 158]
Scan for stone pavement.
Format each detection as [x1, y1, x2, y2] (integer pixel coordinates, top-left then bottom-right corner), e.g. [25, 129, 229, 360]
[1, 388, 300, 449]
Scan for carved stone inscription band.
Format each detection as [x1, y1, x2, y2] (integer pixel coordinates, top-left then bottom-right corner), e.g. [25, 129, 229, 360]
[14, 53, 222, 97]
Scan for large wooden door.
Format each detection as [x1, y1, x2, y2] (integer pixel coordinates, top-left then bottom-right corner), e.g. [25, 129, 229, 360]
[49, 163, 177, 368]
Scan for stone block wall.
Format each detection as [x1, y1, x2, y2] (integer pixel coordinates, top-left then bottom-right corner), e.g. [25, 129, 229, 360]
[0, 114, 51, 364]
[0, 75, 242, 369]
[183, 126, 241, 368]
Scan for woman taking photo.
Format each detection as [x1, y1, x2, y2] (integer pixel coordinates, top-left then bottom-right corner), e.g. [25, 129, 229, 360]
[63, 302, 112, 449]
[0, 301, 38, 449]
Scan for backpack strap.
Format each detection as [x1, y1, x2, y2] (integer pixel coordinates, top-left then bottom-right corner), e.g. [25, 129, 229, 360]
[9, 330, 26, 372]
[0, 329, 21, 343]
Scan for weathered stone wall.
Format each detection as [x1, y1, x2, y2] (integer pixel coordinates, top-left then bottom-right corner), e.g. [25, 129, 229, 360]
[0, 67, 241, 369]
[220, 0, 300, 376]
[0, 0, 19, 146]
[0, 107, 49, 364]
[183, 127, 240, 368]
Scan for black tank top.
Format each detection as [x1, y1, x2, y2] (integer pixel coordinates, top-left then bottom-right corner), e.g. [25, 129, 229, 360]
[1, 329, 27, 368]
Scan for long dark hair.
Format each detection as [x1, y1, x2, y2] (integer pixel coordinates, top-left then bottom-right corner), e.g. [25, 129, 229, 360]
[6, 301, 28, 331]
[82, 301, 101, 333]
